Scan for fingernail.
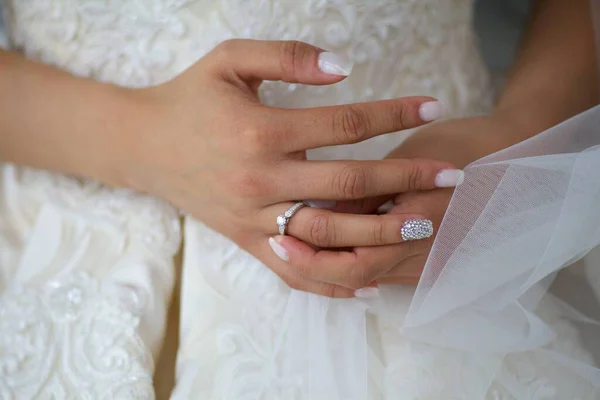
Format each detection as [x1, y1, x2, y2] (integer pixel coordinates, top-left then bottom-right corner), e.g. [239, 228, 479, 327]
[435, 169, 464, 188]
[318, 52, 354, 76]
[418, 101, 444, 122]
[354, 287, 380, 298]
[269, 236, 289, 261]
[305, 200, 337, 209]
[401, 219, 434, 241]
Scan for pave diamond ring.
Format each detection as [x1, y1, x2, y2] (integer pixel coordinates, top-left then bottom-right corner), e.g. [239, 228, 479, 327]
[276, 202, 307, 235]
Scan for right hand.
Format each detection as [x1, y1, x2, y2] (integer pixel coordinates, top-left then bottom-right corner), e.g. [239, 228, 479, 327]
[115, 39, 456, 297]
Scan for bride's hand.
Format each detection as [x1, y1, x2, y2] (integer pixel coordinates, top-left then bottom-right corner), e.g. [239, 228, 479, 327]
[115, 39, 457, 297]
[274, 116, 516, 287]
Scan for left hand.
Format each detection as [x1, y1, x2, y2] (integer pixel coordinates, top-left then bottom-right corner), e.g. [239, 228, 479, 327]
[275, 115, 519, 289]
[377, 115, 521, 284]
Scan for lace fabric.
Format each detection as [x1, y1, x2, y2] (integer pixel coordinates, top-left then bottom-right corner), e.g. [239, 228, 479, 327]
[0, 165, 181, 399]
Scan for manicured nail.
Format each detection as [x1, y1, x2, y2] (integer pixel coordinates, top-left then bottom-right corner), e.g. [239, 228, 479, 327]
[318, 52, 354, 76]
[419, 101, 444, 122]
[401, 219, 434, 241]
[269, 236, 289, 261]
[305, 200, 337, 209]
[354, 287, 380, 298]
[435, 169, 465, 188]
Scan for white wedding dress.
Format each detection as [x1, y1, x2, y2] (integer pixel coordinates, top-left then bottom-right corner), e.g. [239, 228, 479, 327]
[2, 1, 600, 399]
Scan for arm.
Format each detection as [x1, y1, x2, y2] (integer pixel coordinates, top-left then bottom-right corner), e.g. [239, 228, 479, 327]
[0, 50, 136, 186]
[495, 0, 598, 141]
[395, 0, 599, 170]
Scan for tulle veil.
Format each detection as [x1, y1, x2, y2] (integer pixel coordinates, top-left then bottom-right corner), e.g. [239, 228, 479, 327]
[275, 2, 600, 398]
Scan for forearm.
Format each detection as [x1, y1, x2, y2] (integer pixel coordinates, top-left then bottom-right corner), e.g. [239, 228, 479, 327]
[0, 50, 136, 184]
[495, 0, 598, 142]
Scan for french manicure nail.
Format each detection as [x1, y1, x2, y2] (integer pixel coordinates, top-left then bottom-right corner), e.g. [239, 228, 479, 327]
[354, 287, 380, 298]
[318, 52, 354, 76]
[418, 101, 444, 122]
[401, 219, 434, 241]
[435, 169, 465, 188]
[269, 236, 289, 261]
[305, 200, 337, 209]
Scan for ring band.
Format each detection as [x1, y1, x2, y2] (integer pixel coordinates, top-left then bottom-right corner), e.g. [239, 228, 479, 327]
[277, 201, 307, 235]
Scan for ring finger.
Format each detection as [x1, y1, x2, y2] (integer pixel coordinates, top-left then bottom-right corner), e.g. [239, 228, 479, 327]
[259, 202, 434, 248]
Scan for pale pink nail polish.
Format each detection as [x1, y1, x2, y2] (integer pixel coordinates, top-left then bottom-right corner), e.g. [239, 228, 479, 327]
[419, 101, 444, 122]
[354, 287, 380, 298]
[269, 237, 289, 261]
[317, 52, 354, 76]
[435, 169, 465, 187]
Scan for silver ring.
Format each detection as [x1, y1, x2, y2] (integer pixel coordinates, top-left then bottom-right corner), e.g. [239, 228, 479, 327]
[277, 201, 306, 235]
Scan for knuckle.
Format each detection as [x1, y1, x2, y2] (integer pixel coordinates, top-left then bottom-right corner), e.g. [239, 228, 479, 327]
[390, 100, 409, 130]
[212, 39, 241, 60]
[335, 106, 369, 144]
[405, 161, 425, 191]
[371, 220, 387, 246]
[278, 40, 305, 82]
[332, 165, 369, 198]
[239, 125, 269, 154]
[231, 171, 269, 199]
[306, 213, 332, 247]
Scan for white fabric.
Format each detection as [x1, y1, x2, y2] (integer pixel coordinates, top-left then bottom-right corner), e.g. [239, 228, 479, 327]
[0, 0, 598, 399]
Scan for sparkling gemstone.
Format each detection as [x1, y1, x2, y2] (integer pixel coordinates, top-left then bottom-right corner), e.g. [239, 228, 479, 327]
[277, 215, 288, 226]
[400, 219, 434, 241]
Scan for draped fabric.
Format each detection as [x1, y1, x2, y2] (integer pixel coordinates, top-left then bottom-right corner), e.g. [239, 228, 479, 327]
[278, 2, 600, 398]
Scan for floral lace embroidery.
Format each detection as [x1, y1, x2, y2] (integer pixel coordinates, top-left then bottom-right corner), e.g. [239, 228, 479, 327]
[0, 272, 155, 399]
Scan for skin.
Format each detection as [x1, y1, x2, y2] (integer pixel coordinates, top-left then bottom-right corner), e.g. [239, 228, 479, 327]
[276, 0, 599, 287]
[0, 40, 456, 298]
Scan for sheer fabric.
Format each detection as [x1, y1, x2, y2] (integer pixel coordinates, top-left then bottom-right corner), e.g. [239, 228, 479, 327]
[277, 3, 600, 397]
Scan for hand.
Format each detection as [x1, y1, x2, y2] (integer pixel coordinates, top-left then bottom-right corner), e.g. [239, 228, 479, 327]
[274, 116, 517, 288]
[110, 39, 457, 297]
[373, 116, 519, 284]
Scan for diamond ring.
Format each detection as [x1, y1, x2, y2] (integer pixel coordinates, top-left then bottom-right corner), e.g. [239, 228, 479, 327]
[276, 202, 307, 235]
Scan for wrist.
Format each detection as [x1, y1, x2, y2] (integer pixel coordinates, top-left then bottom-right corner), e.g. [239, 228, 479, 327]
[61, 83, 149, 189]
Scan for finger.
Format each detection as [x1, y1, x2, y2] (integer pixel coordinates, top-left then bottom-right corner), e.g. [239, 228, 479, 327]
[280, 159, 462, 201]
[261, 203, 433, 247]
[275, 97, 443, 151]
[208, 39, 352, 85]
[269, 234, 432, 289]
[259, 239, 355, 298]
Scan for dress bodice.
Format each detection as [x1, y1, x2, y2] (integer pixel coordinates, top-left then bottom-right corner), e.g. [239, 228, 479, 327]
[0, 2, 505, 399]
